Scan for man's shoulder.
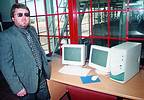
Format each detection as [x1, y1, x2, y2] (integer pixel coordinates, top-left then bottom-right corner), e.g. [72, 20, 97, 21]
[0, 26, 18, 39]
[1, 25, 15, 34]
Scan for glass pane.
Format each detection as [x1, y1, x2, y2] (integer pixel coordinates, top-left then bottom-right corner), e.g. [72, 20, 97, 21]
[40, 36, 48, 52]
[92, 38, 108, 47]
[58, 0, 68, 13]
[128, 10, 144, 38]
[110, 0, 126, 10]
[38, 16, 47, 35]
[81, 12, 90, 36]
[51, 15, 69, 36]
[18, 0, 25, 3]
[50, 38, 59, 54]
[46, 0, 54, 14]
[30, 17, 37, 31]
[129, 0, 144, 9]
[59, 14, 69, 36]
[26, 0, 36, 16]
[30, 17, 48, 35]
[110, 40, 125, 47]
[110, 11, 126, 38]
[92, 12, 108, 36]
[92, 0, 108, 11]
[36, 0, 45, 15]
[79, 1, 89, 12]
[128, 0, 144, 37]
[46, 0, 68, 14]
[47, 16, 58, 36]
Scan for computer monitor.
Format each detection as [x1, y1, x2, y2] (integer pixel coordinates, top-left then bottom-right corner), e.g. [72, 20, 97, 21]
[62, 44, 86, 66]
[88, 45, 111, 75]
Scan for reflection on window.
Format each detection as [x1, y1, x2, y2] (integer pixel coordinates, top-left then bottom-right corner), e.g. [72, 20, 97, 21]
[128, 0, 144, 37]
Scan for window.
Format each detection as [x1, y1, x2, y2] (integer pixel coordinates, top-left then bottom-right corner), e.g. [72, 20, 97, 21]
[17, 0, 144, 65]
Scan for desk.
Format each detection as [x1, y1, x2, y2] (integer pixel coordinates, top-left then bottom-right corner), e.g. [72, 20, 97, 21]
[50, 57, 144, 100]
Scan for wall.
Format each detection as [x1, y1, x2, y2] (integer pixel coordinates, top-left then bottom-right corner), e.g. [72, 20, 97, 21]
[0, 0, 15, 22]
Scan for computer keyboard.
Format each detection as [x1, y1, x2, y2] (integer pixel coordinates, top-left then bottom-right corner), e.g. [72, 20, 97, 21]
[58, 65, 91, 76]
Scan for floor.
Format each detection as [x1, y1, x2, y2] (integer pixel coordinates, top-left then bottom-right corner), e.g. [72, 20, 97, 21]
[0, 72, 19, 100]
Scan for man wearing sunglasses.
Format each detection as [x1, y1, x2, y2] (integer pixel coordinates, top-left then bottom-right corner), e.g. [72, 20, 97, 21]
[0, 3, 51, 100]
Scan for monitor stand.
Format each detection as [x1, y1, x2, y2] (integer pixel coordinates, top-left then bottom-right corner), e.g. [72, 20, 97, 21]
[95, 70, 110, 76]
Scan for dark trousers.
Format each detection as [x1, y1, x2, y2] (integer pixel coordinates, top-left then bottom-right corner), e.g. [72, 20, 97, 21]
[19, 70, 50, 100]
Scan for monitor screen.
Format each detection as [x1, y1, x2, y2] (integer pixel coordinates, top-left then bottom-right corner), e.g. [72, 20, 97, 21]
[89, 45, 110, 74]
[62, 44, 86, 66]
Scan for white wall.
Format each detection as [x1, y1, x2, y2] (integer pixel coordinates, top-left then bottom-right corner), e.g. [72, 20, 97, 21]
[0, 0, 15, 22]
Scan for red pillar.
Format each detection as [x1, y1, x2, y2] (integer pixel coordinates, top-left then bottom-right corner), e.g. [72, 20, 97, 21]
[68, 0, 79, 44]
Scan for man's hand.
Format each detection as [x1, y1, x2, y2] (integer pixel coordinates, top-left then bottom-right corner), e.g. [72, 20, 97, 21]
[17, 88, 27, 97]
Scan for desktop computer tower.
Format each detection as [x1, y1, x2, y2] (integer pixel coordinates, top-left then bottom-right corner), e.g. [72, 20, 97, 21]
[109, 42, 142, 83]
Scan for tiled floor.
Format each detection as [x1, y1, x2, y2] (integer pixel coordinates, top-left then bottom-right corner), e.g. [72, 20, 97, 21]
[0, 73, 19, 100]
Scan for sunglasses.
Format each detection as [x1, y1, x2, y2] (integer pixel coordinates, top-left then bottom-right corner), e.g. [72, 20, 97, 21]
[16, 13, 30, 17]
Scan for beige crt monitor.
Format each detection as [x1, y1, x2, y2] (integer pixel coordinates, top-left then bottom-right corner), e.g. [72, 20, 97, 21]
[88, 45, 111, 75]
[62, 44, 86, 66]
[109, 42, 142, 83]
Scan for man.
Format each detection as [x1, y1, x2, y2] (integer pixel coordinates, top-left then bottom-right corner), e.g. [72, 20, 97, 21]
[0, 3, 51, 100]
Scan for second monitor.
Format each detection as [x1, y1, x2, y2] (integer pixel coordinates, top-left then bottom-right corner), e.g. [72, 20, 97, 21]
[89, 45, 111, 75]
